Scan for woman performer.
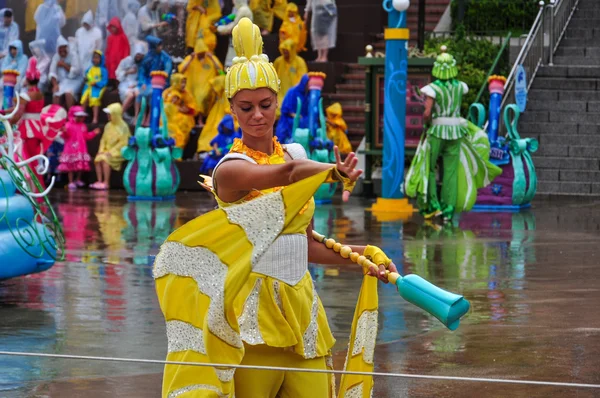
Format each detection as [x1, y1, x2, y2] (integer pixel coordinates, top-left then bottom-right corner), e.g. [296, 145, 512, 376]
[154, 18, 395, 398]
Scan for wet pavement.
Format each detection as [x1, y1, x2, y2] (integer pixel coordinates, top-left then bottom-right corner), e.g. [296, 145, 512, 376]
[1, 190, 600, 397]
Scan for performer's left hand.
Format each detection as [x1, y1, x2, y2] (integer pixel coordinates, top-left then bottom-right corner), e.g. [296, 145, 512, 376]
[334, 146, 362, 202]
[367, 261, 398, 284]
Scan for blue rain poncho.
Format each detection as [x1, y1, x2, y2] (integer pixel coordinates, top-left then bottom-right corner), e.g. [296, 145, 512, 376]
[137, 36, 172, 99]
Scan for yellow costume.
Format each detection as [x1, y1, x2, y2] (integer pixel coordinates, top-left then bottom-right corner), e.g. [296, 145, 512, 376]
[279, 3, 307, 52]
[95, 103, 130, 171]
[179, 39, 224, 117]
[154, 18, 380, 398]
[197, 75, 236, 153]
[186, 0, 222, 51]
[274, 39, 308, 114]
[163, 73, 199, 152]
[326, 103, 353, 154]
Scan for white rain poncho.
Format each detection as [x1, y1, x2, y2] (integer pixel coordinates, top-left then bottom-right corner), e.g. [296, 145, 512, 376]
[34, 0, 66, 55]
[96, 0, 123, 37]
[306, 0, 337, 50]
[137, 0, 161, 39]
[218, 0, 253, 67]
[49, 36, 83, 98]
[1, 40, 29, 92]
[29, 39, 52, 90]
[0, 9, 20, 58]
[75, 11, 104, 72]
[123, 0, 141, 53]
[116, 42, 146, 101]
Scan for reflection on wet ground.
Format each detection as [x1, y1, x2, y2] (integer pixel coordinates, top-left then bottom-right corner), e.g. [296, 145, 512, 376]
[1, 190, 600, 397]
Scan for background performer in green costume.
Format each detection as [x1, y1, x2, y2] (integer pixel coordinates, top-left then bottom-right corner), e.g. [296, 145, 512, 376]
[405, 46, 501, 222]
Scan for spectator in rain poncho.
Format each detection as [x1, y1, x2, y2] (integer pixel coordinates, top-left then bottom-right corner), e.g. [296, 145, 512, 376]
[274, 38, 307, 117]
[0, 40, 28, 105]
[138, 0, 167, 39]
[276, 73, 309, 144]
[105, 17, 131, 80]
[96, 0, 122, 38]
[304, 0, 337, 62]
[50, 36, 83, 109]
[123, 0, 141, 53]
[186, 0, 221, 51]
[0, 9, 19, 60]
[137, 35, 172, 122]
[116, 42, 147, 118]
[82, 50, 109, 124]
[178, 38, 223, 126]
[76, 11, 104, 72]
[279, 3, 307, 53]
[29, 39, 52, 91]
[217, 0, 253, 67]
[249, 0, 287, 34]
[34, 0, 66, 55]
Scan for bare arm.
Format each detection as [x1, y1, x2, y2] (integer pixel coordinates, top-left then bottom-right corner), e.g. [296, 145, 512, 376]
[214, 158, 333, 202]
[423, 96, 434, 123]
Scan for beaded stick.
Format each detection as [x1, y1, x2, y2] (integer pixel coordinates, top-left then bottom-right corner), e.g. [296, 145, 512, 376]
[311, 230, 401, 284]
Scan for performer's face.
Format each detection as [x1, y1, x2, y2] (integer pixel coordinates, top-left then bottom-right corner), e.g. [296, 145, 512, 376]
[231, 88, 277, 139]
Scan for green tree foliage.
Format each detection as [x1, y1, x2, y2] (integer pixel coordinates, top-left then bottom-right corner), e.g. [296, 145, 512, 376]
[450, 0, 539, 33]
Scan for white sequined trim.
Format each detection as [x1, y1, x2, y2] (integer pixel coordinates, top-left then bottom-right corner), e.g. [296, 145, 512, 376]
[238, 279, 265, 345]
[222, 191, 285, 266]
[302, 287, 320, 359]
[214, 367, 236, 383]
[351, 310, 378, 364]
[154, 242, 243, 349]
[167, 384, 228, 398]
[343, 383, 364, 398]
[166, 320, 206, 355]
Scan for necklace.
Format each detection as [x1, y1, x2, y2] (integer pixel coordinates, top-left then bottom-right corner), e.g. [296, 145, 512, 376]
[229, 137, 285, 165]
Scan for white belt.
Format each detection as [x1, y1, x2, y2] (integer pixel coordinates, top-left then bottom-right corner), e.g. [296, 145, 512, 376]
[253, 234, 308, 286]
[432, 117, 467, 127]
[22, 113, 40, 121]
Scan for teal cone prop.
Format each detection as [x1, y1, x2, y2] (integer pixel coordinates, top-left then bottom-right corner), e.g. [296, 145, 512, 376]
[390, 273, 470, 331]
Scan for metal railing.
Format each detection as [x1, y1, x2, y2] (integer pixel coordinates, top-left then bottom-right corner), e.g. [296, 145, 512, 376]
[501, 0, 581, 113]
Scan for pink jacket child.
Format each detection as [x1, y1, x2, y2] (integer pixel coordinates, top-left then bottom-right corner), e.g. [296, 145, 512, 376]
[57, 106, 100, 190]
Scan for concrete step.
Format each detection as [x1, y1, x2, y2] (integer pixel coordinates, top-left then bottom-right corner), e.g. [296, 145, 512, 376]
[560, 170, 600, 183]
[519, 122, 580, 135]
[554, 47, 600, 58]
[534, 144, 600, 158]
[324, 92, 364, 101]
[564, 28, 600, 40]
[535, 156, 599, 171]
[537, 169, 559, 182]
[537, 181, 595, 195]
[559, 90, 600, 101]
[406, 5, 447, 15]
[530, 77, 599, 91]
[535, 133, 600, 147]
[341, 73, 365, 83]
[537, 66, 600, 79]
[341, 105, 365, 114]
[526, 100, 584, 112]
[345, 63, 366, 73]
[335, 83, 364, 92]
[560, 38, 600, 47]
[565, 18, 600, 29]
[520, 110, 600, 124]
[344, 115, 365, 124]
[573, 9, 600, 18]
[553, 56, 600, 66]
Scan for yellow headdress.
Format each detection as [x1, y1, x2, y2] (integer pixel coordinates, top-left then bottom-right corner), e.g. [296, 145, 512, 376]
[225, 17, 280, 99]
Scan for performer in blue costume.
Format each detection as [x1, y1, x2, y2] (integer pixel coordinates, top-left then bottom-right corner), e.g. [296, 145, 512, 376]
[276, 73, 309, 144]
[199, 114, 241, 175]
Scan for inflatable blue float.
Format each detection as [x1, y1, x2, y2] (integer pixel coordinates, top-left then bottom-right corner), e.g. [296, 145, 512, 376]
[0, 105, 64, 280]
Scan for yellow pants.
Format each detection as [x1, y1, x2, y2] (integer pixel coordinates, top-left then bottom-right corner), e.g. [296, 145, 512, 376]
[235, 344, 330, 398]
